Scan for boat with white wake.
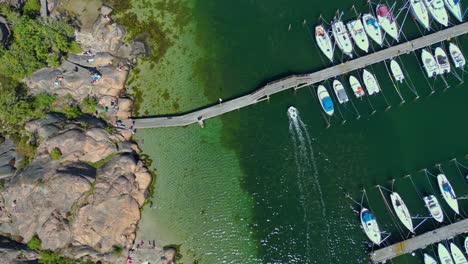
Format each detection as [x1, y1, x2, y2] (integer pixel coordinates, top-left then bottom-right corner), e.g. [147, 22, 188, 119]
[347, 19, 369, 53]
[390, 59, 404, 83]
[287, 106, 298, 120]
[410, 0, 431, 30]
[315, 25, 334, 62]
[349, 75, 365, 98]
[437, 174, 459, 215]
[444, 0, 463, 22]
[317, 85, 334, 116]
[449, 43, 466, 68]
[376, 4, 399, 41]
[390, 192, 414, 233]
[424, 253, 438, 264]
[424, 0, 449, 26]
[450, 243, 468, 264]
[439, 243, 455, 264]
[423, 195, 444, 223]
[435, 47, 451, 74]
[360, 207, 382, 245]
[332, 20, 353, 57]
[332, 80, 349, 104]
[362, 69, 381, 95]
[362, 13, 384, 46]
[421, 49, 439, 77]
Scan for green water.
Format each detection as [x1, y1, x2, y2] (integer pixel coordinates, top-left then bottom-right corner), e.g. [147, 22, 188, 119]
[130, 0, 468, 263]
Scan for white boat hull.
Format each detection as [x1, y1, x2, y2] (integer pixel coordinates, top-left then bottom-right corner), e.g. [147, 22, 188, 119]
[332, 21, 353, 57]
[362, 69, 380, 95]
[376, 5, 399, 41]
[390, 192, 414, 233]
[360, 208, 382, 245]
[390, 59, 404, 83]
[315, 25, 334, 62]
[421, 49, 439, 77]
[444, 0, 463, 22]
[464, 237, 468, 256]
[349, 75, 365, 98]
[449, 43, 466, 68]
[437, 174, 459, 215]
[410, 0, 431, 29]
[424, 0, 449, 26]
[362, 14, 384, 46]
[435, 47, 451, 74]
[439, 243, 455, 264]
[424, 253, 438, 264]
[317, 85, 334, 116]
[332, 80, 349, 104]
[347, 19, 369, 53]
[423, 195, 444, 223]
[450, 243, 468, 264]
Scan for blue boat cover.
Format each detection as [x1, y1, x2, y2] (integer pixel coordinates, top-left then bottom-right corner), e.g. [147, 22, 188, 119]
[366, 17, 379, 30]
[362, 211, 375, 222]
[321, 97, 334, 112]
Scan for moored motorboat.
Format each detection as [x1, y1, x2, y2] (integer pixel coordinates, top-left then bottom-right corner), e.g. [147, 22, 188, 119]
[362, 69, 381, 95]
[450, 243, 468, 264]
[434, 47, 451, 74]
[390, 59, 404, 83]
[439, 243, 455, 264]
[449, 43, 466, 68]
[390, 192, 414, 233]
[424, 0, 449, 26]
[360, 207, 382, 245]
[287, 106, 298, 120]
[376, 4, 399, 41]
[423, 195, 444, 223]
[410, 0, 431, 29]
[362, 13, 384, 46]
[315, 25, 334, 62]
[349, 75, 366, 98]
[421, 49, 439, 77]
[465, 237, 468, 255]
[332, 80, 349, 104]
[332, 20, 353, 57]
[347, 19, 370, 53]
[444, 0, 463, 22]
[424, 253, 438, 264]
[317, 85, 334, 116]
[437, 174, 459, 215]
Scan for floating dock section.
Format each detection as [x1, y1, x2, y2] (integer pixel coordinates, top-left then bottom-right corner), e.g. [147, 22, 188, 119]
[370, 218, 468, 263]
[134, 22, 468, 129]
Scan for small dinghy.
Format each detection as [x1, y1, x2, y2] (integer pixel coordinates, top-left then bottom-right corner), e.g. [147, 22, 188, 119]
[464, 237, 468, 255]
[450, 243, 468, 264]
[424, 195, 444, 223]
[362, 13, 384, 46]
[410, 0, 431, 29]
[421, 49, 439, 77]
[315, 25, 334, 62]
[424, 253, 438, 264]
[437, 174, 459, 215]
[332, 20, 353, 58]
[349, 75, 366, 98]
[347, 19, 370, 53]
[317, 85, 334, 116]
[390, 192, 414, 233]
[360, 208, 382, 245]
[449, 43, 466, 68]
[435, 47, 451, 74]
[424, 0, 449, 26]
[362, 69, 381, 95]
[376, 4, 399, 41]
[332, 80, 349, 104]
[390, 59, 404, 83]
[439, 243, 455, 264]
[444, 0, 463, 22]
[287, 106, 298, 119]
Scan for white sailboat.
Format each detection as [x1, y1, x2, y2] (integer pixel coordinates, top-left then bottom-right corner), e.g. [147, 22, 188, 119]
[362, 13, 384, 46]
[317, 85, 335, 116]
[449, 43, 466, 68]
[360, 208, 382, 245]
[390, 192, 414, 233]
[434, 47, 451, 74]
[444, 0, 463, 22]
[315, 25, 334, 62]
[410, 0, 431, 29]
[332, 20, 353, 58]
[437, 174, 459, 215]
[421, 49, 439, 77]
[423, 195, 444, 223]
[424, 0, 449, 26]
[362, 69, 381, 95]
[390, 59, 404, 83]
[347, 19, 370, 53]
[376, 4, 399, 41]
[332, 80, 349, 104]
[424, 253, 438, 264]
[450, 243, 468, 264]
[349, 75, 366, 98]
[439, 243, 455, 264]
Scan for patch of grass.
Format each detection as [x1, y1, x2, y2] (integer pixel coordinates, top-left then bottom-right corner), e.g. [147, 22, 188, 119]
[112, 244, 123, 256]
[104, 125, 115, 134]
[49, 147, 62, 160]
[54, 106, 82, 120]
[38, 250, 76, 264]
[14, 136, 36, 167]
[80, 96, 98, 114]
[22, 0, 41, 18]
[87, 153, 116, 168]
[27, 236, 41, 251]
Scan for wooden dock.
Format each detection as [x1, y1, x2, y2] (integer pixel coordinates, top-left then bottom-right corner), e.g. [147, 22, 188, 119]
[134, 22, 468, 129]
[370, 218, 468, 263]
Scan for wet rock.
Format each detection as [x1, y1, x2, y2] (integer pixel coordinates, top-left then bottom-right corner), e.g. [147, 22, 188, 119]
[0, 137, 16, 180]
[116, 41, 146, 60]
[0, 236, 38, 263]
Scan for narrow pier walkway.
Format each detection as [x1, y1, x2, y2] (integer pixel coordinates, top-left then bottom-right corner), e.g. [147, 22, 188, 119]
[134, 22, 468, 129]
[370, 218, 468, 263]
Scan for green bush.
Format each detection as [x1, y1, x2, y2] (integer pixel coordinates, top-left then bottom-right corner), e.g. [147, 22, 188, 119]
[112, 244, 123, 256]
[39, 250, 76, 264]
[46, 53, 61, 67]
[49, 148, 62, 160]
[56, 106, 82, 119]
[22, 0, 41, 18]
[80, 97, 98, 114]
[27, 236, 41, 251]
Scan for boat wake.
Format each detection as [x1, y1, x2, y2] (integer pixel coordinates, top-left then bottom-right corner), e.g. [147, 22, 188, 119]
[287, 107, 331, 262]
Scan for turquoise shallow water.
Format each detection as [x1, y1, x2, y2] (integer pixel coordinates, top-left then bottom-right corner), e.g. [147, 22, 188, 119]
[132, 0, 468, 263]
